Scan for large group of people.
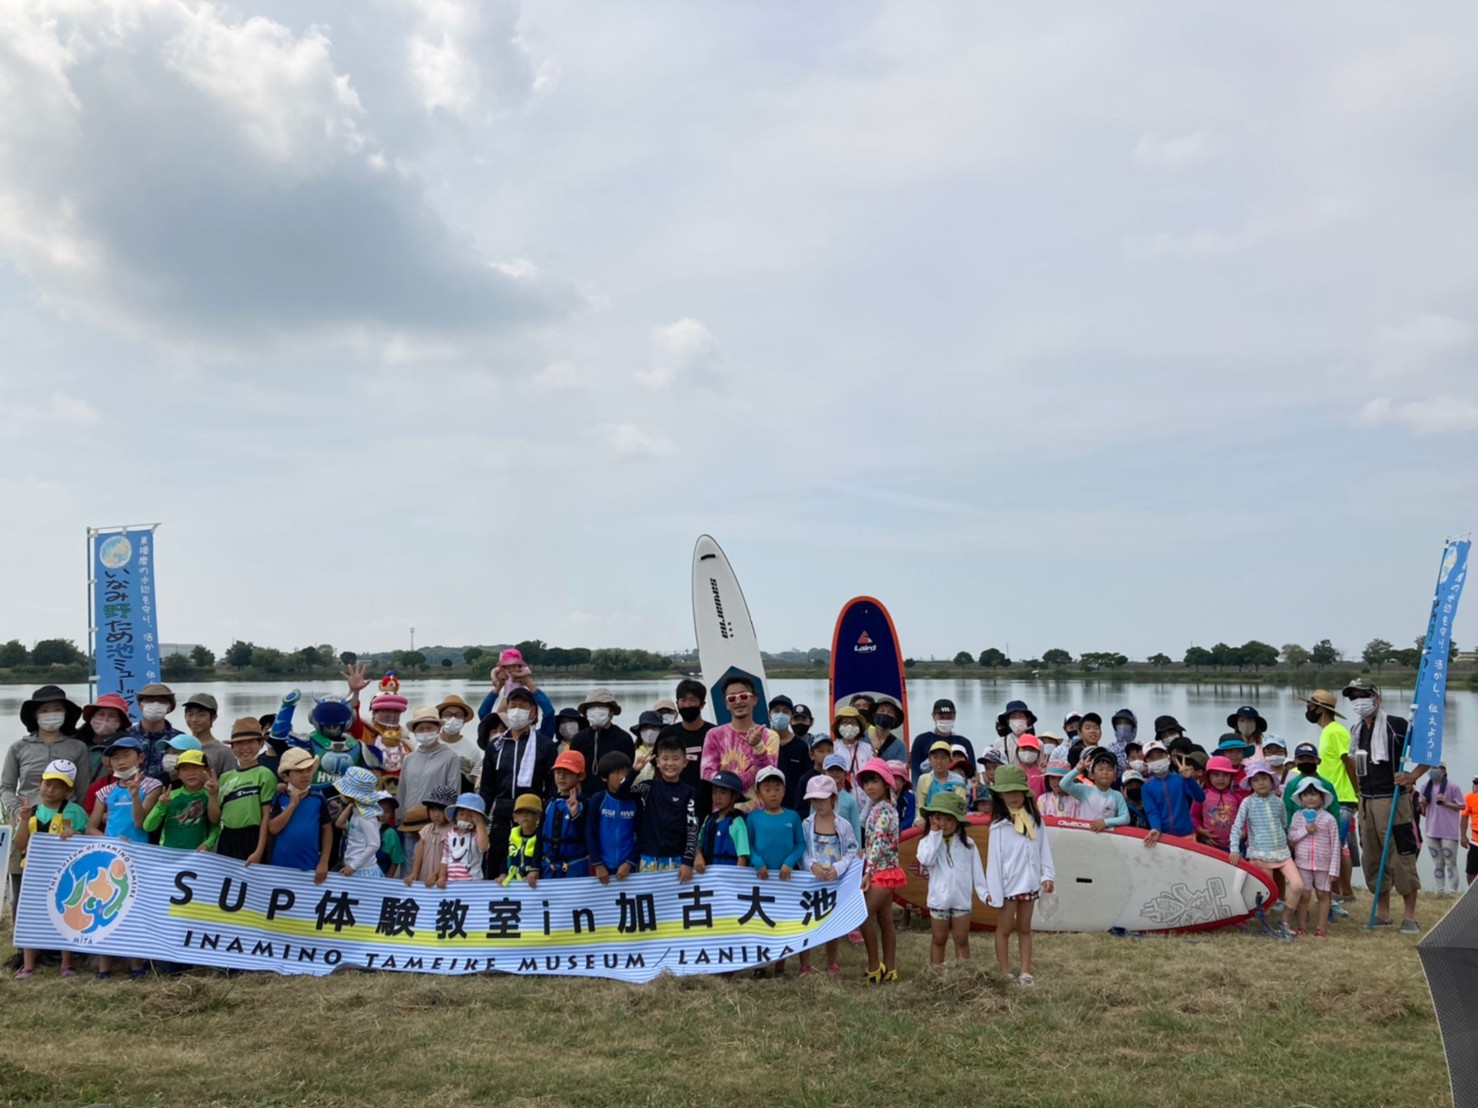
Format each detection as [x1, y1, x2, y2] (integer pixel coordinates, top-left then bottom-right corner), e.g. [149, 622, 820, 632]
[3, 650, 1473, 984]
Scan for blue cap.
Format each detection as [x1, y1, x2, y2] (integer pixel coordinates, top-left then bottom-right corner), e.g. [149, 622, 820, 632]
[822, 753, 850, 772]
[104, 736, 147, 754]
[166, 734, 202, 751]
[450, 792, 486, 819]
[708, 770, 746, 795]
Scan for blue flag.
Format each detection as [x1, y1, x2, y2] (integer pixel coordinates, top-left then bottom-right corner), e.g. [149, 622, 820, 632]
[1407, 538, 1470, 767]
[91, 528, 161, 711]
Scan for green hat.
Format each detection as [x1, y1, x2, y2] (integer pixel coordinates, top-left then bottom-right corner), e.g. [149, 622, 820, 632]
[989, 765, 1032, 795]
[920, 791, 966, 820]
[1342, 677, 1379, 698]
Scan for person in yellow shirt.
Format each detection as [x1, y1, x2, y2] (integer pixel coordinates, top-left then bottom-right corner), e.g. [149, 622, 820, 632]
[1303, 689, 1357, 899]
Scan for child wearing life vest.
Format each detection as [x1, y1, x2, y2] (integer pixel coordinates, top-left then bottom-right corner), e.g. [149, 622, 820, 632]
[85, 739, 161, 980]
[587, 752, 639, 884]
[798, 775, 857, 976]
[1286, 777, 1340, 937]
[913, 741, 967, 828]
[504, 793, 543, 886]
[14, 759, 87, 979]
[695, 770, 752, 871]
[858, 758, 904, 984]
[540, 751, 590, 879]
[916, 791, 988, 965]
[983, 765, 1055, 986]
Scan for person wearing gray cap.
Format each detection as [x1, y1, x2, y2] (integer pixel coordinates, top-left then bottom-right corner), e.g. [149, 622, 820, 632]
[182, 692, 234, 778]
[128, 682, 184, 781]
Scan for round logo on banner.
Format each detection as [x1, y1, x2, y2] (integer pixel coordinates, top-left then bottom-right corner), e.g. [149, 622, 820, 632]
[98, 535, 134, 569]
[47, 846, 137, 944]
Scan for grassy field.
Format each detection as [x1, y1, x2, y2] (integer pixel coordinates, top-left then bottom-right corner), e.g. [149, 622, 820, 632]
[0, 894, 1455, 1108]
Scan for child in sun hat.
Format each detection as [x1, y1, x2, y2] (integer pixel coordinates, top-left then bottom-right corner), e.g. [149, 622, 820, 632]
[404, 785, 456, 886]
[541, 750, 591, 879]
[886, 759, 915, 828]
[438, 792, 490, 886]
[1287, 777, 1341, 936]
[1193, 755, 1244, 853]
[983, 765, 1055, 986]
[857, 757, 903, 984]
[212, 718, 278, 864]
[1229, 761, 1303, 927]
[267, 747, 332, 881]
[917, 790, 988, 965]
[797, 774, 857, 976]
[1013, 734, 1046, 797]
[12, 759, 88, 980]
[913, 741, 968, 827]
[331, 766, 385, 879]
[143, 749, 219, 851]
[504, 793, 544, 886]
[1039, 751, 1081, 819]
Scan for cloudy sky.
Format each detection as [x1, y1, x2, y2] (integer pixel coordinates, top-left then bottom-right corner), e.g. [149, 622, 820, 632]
[2, 0, 1475, 662]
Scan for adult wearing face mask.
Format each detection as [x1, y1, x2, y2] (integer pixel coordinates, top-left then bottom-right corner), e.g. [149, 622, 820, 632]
[79, 693, 132, 789]
[869, 696, 908, 764]
[1063, 711, 1083, 746]
[1107, 708, 1137, 771]
[831, 706, 874, 795]
[995, 700, 1037, 762]
[908, 699, 976, 786]
[1226, 706, 1269, 760]
[182, 693, 236, 779]
[478, 661, 557, 741]
[478, 686, 558, 876]
[1342, 678, 1430, 931]
[652, 698, 679, 728]
[1302, 687, 1359, 891]
[435, 694, 482, 791]
[768, 695, 811, 811]
[657, 679, 712, 810]
[1154, 715, 1195, 757]
[569, 688, 634, 797]
[553, 708, 586, 749]
[396, 706, 462, 863]
[129, 682, 183, 782]
[3, 685, 94, 907]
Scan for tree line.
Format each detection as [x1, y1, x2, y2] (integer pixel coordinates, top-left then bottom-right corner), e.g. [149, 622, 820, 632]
[950, 638, 1461, 673]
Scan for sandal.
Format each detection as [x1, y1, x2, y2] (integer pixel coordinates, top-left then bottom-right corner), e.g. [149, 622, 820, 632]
[882, 968, 898, 983]
[798, 965, 816, 976]
[1314, 928, 1328, 938]
[1292, 929, 1306, 937]
[864, 966, 884, 985]
[826, 962, 842, 977]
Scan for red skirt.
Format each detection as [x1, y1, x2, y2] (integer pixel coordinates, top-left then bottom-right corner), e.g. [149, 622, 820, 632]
[871, 867, 907, 889]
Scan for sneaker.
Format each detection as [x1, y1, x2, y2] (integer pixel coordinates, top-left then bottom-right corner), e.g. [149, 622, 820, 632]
[1399, 920, 1421, 935]
[1271, 900, 1285, 913]
[1329, 902, 1351, 921]
[13, 967, 34, 981]
[95, 971, 112, 981]
[59, 966, 77, 978]
[130, 968, 149, 981]
[1372, 917, 1394, 927]
[1017, 973, 1035, 987]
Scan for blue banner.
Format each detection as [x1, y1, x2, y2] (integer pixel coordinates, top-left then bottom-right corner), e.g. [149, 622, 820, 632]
[90, 527, 160, 711]
[1408, 539, 1470, 767]
[14, 837, 868, 982]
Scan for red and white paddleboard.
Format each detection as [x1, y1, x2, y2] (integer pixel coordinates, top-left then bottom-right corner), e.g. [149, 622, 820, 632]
[897, 816, 1277, 933]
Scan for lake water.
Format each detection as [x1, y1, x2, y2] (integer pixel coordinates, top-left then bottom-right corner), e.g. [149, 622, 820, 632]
[5, 677, 1474, 888]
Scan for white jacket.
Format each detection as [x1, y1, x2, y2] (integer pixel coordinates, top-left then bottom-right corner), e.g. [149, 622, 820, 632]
[983, 818, 1055, 907]
[916, 830, 989, 912]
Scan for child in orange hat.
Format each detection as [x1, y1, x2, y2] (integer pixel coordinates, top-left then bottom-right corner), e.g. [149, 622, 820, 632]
[540, 750, 591, 878]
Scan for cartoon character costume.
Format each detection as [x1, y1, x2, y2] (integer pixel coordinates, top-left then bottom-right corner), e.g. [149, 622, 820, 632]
[271, 690, 381, 789]
[363, 671, 410, 789]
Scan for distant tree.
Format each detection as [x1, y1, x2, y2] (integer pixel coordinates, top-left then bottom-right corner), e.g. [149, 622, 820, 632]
[515, 640, 548, 666]
[190, 644, 215, 670]
[1451, 640, 1461, 664]
[339, 650, 357, 665]
[1282, 643, 1310, 669]
[567, 647, 592, 667]
[252, 647, 290, 675]
[1239, 640, 1279, 670]
[1362, 638, 1394, 671]
[225, 640, 256, 669]
[464, 646, 485, 666]
[952, 651, 974, 666]
[978, 647, 1011, 668]
[1209, 642, 1239, 670]
[1147, 653, 1172, 667]
[1309, 639, 1339, 666]
[1041, 648, 1073, 666]
[0, 639, 28, 667]
[1391, 647, 1420, 668]
[440, 657, 453, 668]
[1183, 646, 1214, 669]
[31, 638, 84, 666]
[296, 645, 322, 671]
[904, 658, 918, 669]
[1021, 657, 1044, 670]
[396, 650, 427, 672]
[161, 652, 194, 680]
[1080, 651, 1129, 670]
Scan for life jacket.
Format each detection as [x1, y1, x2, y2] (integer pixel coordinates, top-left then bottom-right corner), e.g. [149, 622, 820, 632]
[504, 827, 539, 882]
[700, 812, 743, 866]
[542, 801, 588, 875]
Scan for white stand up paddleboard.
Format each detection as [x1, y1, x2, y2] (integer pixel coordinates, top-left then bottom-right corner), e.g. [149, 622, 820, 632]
[691, 535, 769, 727]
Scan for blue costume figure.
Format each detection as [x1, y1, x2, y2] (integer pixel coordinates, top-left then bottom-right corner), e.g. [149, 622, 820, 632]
[272, 690, 381, 789]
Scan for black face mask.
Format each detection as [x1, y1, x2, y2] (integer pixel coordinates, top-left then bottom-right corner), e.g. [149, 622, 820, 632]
[678, 705, 703, 723]
[874, 715, 897, 731]
[1126, 786, 1142, 803]
[1296, 762, 1318, 776]
[792, 722, 812, 738]
[1304, 708, 1322, 724]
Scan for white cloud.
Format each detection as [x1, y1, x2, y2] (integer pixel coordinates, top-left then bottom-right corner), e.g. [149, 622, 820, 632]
[636, 319, 723, 388]
[405, 0, 541, 119]
[611, 422, 671, 457]
[533, 360, 579, 389]
[1373, 312, 1472, 376]
[1133, 129, 1221, 170]
[1352, 395, 1478, 434]
[1124, 219, 1274, 259]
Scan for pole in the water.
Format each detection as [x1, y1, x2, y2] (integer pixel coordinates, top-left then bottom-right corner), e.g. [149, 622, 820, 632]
[1366, 536, 1470, 930]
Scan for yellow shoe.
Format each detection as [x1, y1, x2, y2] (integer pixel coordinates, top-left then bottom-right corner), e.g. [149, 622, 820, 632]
[864, 966, 883, 985]
[883, 968, 899, 983]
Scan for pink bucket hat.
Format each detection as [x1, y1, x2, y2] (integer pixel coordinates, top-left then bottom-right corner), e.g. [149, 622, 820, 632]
[370, 693, 408, 713]
[857, 757, 897, 790]
[1205, 755, 1237, 775]
[498, 648, 526, 668]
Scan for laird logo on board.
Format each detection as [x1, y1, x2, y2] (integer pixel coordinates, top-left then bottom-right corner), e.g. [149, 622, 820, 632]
[709, 579, 733, 640]
[854, 630, 876, 654]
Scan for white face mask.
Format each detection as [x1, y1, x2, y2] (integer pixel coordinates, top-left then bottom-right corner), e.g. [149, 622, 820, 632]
[456, 820, 473, 831]
[1148, 759, 1171, 777]
[114, 765, 138, 781]
[770, 713, 792, 731]
[838, 724, 860, 742]
[660, 712, 677, 726]
[1009, 719, 1028, 736]
[1040, 742, 1058, 758]
[414, 729, 440, 747]
[1265, 753, 1287, 768]
[162, 752, 180, 775]
[586, 708, 611, 728]
[1352, 698, 1376, 720]
[934, 719, 955, 735]
[638, 729, 659, 746]
[506, 708, 533, 731]
[558, 722, 580, 740]
[1018, 750, 1039, 765]
[1237, 719, 1257, 737]
[441, 717, 465, 736]
[90, 716, 120, 738]
[141, 703, 169, 722]
[35, 712, 66, 733]
[1128, 759, 1146, 774]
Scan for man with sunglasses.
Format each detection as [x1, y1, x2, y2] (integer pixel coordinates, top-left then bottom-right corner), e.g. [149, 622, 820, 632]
[699, 674, 778, 809]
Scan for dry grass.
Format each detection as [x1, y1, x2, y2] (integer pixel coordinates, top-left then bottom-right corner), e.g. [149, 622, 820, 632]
[0, 892, 1456, 1108]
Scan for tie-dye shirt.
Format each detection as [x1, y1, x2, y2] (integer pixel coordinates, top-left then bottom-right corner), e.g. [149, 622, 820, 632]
[698, 725, 778, 798]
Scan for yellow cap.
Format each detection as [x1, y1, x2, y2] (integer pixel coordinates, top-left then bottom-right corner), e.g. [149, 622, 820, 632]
[513, 793, 543, 816]
[176, 749, 207, 767]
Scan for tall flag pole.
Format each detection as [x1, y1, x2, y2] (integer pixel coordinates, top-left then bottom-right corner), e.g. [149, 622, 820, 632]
[88, 524, 163, 712]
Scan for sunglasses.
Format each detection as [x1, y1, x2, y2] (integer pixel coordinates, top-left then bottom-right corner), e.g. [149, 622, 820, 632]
[725, 692, 753, 704]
